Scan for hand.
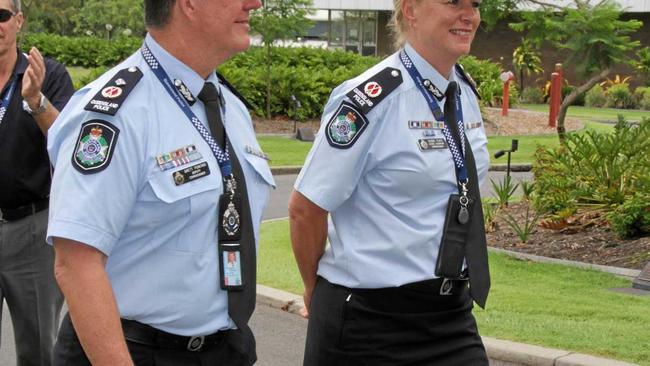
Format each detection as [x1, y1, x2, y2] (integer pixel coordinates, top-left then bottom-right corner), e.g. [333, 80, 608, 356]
[21, 47, 46, 109]
[300, 287, 313, 319]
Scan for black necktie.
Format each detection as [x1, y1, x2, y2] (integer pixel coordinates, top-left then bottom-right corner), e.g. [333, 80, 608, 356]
[197, 82, 257, 327]
[444, 81, 491, 308]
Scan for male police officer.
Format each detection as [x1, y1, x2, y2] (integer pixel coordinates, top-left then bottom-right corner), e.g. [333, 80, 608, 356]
[47, 1, 273, 365]
[0, 0, 73, 364]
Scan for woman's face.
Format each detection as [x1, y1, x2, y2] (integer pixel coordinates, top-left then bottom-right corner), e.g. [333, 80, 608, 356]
[406, 0, 481, 62]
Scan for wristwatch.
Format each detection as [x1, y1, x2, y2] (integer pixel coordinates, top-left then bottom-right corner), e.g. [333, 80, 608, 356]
[22, 93, 48, 116]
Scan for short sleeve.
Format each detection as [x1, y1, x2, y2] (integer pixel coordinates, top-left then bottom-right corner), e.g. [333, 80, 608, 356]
[294, 92, 387, 212]
[47, 103, 148, 255]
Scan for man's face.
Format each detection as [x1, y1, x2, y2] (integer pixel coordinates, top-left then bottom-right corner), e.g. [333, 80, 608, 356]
[0, 0, 22, 58]
[194, 0, 262, 60]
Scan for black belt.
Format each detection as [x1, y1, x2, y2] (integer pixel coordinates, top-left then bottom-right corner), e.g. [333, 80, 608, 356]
[121, 319, 227, 352]
[0, 199, 49, 222]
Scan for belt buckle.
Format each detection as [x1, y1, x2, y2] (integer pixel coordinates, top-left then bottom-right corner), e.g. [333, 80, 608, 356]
[439, 278, 453, 296]
[187, 336, 205, 352]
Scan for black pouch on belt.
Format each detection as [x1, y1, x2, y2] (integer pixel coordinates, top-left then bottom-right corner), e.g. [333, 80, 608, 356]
[435, 194, 474, 279]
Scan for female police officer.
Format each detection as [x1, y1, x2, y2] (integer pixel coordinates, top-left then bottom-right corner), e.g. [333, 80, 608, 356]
[289, 0, 491, 364]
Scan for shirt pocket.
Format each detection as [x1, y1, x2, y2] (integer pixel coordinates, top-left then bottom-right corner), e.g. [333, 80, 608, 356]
[142, 165, 223, 253]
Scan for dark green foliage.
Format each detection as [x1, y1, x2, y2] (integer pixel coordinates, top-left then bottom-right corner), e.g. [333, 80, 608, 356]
[20, 33, 141, 68]
[521, 87, 544, 104]
[561, 85, 585, 106]
[606, 83, 635, 109]
[585, 85, 607, 107]
[534, 117, 650, 238]
[634, 87, 650, 110]
[520, 181, 535, 201]
[634, 47, 650, 86]
[608, 192, 650, 238]
[459, 55, 510, 107]
[219, 47, 379, 119]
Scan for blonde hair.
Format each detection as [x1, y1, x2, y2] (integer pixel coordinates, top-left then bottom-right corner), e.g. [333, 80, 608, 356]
[389, 0, 422, 49]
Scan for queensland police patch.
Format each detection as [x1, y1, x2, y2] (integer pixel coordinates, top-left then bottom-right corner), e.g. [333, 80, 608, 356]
[72, 120, 120, 174]
[326, 101, 368, 149]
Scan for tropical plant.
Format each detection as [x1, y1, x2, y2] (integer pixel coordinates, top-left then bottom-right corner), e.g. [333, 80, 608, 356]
[520, 181, 535, 201]
[600, 74, 632, 88]
[502, 204, 543, 244]
[512, 38, 544, 93]
[533, 116, 650, 238]
[491, 176, 519, 209]
[606, 83, 635, 109]
[510, 0, 642, 142]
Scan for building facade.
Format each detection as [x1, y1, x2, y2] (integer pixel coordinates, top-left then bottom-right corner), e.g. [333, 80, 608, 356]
[308, 0, 650, 86]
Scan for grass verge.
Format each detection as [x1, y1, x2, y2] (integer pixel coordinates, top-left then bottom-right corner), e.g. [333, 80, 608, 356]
[518, 103, 647, 123]
[259, 219, 650, 365]
[259, 122, 614, 166]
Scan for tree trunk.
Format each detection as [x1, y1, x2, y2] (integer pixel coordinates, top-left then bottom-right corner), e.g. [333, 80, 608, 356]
[556, 67, 611, 143]
[265, 43, 272, 120]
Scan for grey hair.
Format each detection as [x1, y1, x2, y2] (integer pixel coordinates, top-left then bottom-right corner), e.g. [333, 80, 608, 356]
[12, 0, 21, 12]
[144, 0, 175, 28]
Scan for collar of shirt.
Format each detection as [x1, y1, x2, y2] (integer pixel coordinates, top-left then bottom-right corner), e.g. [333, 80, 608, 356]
[144, 33, 221, 99]
[403, 42, 458, 94]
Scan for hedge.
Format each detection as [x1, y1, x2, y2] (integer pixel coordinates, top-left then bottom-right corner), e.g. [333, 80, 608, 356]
[21, 33, 508, 118]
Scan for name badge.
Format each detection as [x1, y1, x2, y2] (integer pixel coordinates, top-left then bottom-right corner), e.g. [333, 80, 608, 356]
[418, 138, 447, 151]
[172, 162, 210, 186]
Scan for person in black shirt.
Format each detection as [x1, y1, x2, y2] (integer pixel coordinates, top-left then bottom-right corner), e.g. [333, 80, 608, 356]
[0, 0, 74, 364]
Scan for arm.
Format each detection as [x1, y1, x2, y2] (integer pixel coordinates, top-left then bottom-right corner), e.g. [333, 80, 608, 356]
[288, 190, 329, 318]
[53, 238, 134, 366]
[21, 47, 65, 135]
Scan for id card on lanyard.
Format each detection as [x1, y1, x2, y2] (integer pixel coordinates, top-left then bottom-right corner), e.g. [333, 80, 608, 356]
[140, 43, 244, 291]
[399, 50, 472, 279]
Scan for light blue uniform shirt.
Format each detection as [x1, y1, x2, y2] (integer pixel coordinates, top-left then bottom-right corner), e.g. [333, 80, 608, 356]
[295, 43, 489, 289]
[47, 34, 275, 335]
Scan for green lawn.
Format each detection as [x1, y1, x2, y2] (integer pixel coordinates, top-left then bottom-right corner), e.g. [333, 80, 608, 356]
[66, 66, 92, 88]
[259, 121, 614, 166]
[259, 219, 650, 365]
[518, 103, 648, 123]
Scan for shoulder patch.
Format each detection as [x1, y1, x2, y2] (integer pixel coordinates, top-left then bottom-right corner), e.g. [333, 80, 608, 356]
[346, 67, 403, 114]
[455, 64, 481, 100]
[71, 120, 120, 174]
[326, 101, 369, 149]
[84, 67, 143, 115]
[216, 72, 254, 111]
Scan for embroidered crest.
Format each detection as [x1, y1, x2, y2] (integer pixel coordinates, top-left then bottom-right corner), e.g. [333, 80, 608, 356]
[72, 120, 120, 174]
[326, 101, 369, 149]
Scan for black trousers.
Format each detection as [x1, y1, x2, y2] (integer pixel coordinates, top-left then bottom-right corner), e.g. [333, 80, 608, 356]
[304, 277, 488, 366]
[53, 313, 253, 366]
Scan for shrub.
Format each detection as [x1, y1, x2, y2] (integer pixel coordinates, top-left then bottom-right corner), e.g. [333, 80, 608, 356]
[220, 47, 380, 119]
[458, 55, 504, 107]
[74, 66, 109, 90]
[634, 87, 650, 110]
[534, 117, 650, 238]
[521, 87, 544, 104]
[608, 192, 650, 238]
[606, 83, 636, 109]
[20, 33, 141, 68]
[585, 84, 607, 107]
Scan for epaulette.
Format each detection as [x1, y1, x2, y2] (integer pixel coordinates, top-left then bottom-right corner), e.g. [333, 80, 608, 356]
[455, 64, 481, 100]
[84, 66, 143, 115]
[216, 72, 254, 111]
[345, 67, 403, 114]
